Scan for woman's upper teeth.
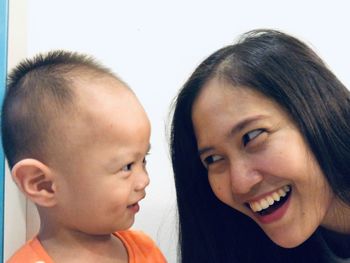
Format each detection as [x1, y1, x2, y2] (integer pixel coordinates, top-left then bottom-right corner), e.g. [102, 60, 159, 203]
[249, 185, 290, 212]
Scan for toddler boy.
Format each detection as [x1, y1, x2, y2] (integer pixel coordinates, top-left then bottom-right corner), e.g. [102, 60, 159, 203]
[2, 51, 166, 263]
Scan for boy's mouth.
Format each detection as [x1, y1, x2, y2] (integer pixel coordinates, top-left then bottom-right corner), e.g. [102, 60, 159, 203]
[127, 203, 140, 213]
[127, 194, 145, 213]
[245, 185, 291, 216]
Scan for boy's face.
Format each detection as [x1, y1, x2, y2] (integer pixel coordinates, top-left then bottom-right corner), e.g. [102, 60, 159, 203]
[51, 76, 151, 235]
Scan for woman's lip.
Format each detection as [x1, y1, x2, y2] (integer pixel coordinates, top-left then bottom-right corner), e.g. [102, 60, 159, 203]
[253, 189, 292, 224]
[246, 185, 290, 203]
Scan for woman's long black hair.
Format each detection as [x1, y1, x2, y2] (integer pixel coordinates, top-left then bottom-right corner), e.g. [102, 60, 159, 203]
[170, 29, 350, 262]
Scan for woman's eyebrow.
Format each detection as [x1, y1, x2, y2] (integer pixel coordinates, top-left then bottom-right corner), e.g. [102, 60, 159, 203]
[228, 115, 267, 137]
[198, 146, 213, 157]
[197, 115, 267, 157]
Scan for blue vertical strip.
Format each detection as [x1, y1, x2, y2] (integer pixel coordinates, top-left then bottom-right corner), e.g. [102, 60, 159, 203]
[0, 0, 9, 261]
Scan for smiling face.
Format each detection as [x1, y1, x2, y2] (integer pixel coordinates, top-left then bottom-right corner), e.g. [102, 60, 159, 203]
[50, 76, 151, 235]
[191, 78, 336, 248]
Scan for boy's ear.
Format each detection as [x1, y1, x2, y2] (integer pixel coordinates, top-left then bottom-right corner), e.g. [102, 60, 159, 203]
[12, 159, 57, 207]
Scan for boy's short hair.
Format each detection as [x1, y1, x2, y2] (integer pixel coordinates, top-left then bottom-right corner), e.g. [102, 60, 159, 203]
[1, 50, 116, 169]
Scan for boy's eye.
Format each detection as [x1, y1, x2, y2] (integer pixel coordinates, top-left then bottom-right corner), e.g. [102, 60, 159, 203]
[143, 151, 150, 164]
[142, 157, 147, 167]
[143, 151, 150, 167]
[242, 129, 264, 146]
[121, 163, 133, 172]
[203, 154, 223, 167]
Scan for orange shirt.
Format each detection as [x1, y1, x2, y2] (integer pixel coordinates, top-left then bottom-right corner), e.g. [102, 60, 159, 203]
[7, 230, 167, 263]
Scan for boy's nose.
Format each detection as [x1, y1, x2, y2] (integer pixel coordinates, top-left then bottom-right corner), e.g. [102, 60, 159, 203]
[135, 169, 150, 191]
[229, 160, 263, 195]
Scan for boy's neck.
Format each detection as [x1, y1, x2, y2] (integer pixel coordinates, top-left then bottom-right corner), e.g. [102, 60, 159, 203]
[37, 224, 128, 263]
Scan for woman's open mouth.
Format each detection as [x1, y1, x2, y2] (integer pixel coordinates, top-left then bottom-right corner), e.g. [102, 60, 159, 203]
[245, 185, 292, 224]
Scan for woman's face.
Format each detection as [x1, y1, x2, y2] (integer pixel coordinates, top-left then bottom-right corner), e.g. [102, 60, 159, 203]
[191, 78, 335, 248]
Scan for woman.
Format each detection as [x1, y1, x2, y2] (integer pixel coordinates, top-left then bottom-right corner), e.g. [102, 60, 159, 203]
[170, 29, 350, 262]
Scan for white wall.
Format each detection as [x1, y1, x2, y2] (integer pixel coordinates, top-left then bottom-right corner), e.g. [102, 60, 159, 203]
[5, 0, 350, 262]
[4, 0, 27, 260]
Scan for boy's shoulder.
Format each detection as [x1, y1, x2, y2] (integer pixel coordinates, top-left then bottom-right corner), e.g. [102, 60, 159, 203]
[116, 229, 156, 247]
[6, 237, 53, 263]
[115, 230, 166, 262]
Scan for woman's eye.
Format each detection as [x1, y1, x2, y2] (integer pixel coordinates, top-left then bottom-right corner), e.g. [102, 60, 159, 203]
[203, 155, 223, 167]
[121, 163, 133, 172]
[242, 129, 264, 146]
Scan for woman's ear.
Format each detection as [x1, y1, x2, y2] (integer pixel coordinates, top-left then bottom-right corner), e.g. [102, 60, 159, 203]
[12, 159, 57, 207]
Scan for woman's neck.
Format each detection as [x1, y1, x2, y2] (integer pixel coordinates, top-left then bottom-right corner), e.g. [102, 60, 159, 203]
[322, 196, 350, 234]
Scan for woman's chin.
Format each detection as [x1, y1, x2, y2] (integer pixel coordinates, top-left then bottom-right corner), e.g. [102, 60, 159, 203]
[267, 233, 306, 249]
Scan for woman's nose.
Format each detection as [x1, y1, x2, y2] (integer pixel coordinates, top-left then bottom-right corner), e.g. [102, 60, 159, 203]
[229, 159, 263, 194]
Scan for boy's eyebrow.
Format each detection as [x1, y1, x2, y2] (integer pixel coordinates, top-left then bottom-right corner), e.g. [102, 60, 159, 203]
[106, 144, 152, 167]
[197, 115, 267, 157]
